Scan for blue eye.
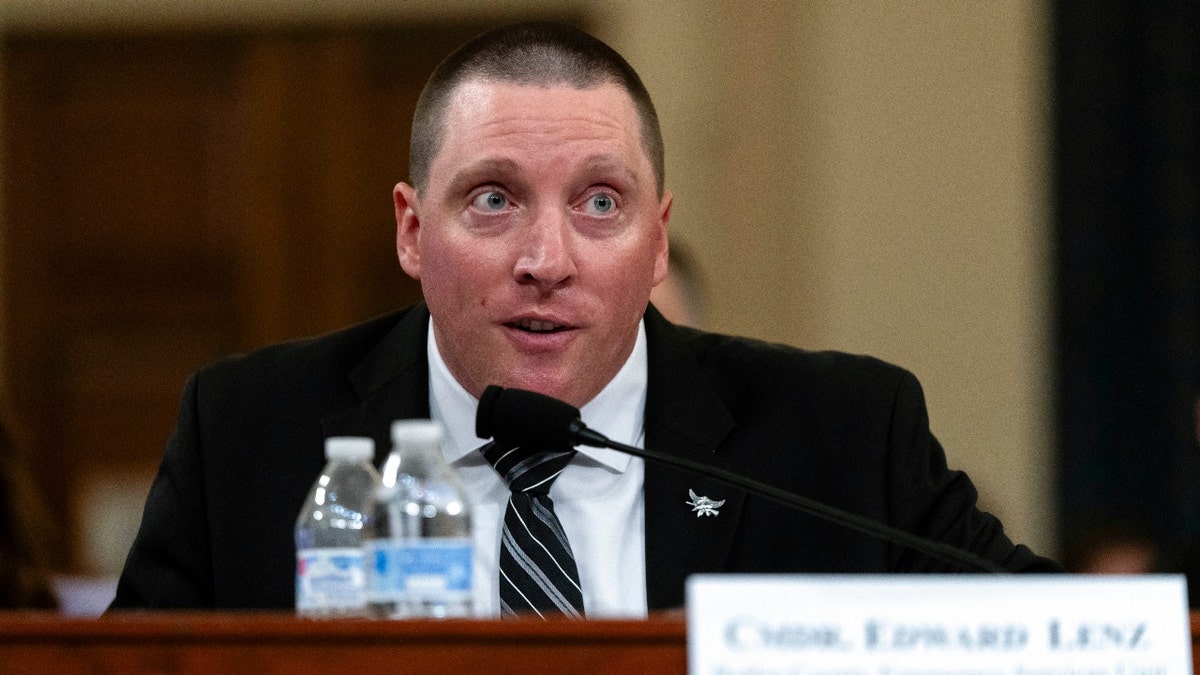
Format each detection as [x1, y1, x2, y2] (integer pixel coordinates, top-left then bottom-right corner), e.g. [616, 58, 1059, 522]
[473, 191, 508, 211]
[588, 194, 615, 213]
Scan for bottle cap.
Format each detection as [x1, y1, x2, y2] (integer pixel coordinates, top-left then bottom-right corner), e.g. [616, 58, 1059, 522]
[390, 419, 444, 446]
[324, 436, 374, 463]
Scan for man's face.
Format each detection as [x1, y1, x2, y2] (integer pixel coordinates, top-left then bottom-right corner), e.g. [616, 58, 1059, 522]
[394, 79, 672, 408]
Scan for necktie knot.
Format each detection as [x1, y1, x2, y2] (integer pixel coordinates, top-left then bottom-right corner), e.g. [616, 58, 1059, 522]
[481, 441, 576, 496]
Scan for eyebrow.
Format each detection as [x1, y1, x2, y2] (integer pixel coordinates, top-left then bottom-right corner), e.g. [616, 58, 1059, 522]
[578, 154, 640, 190]
[443, 158, 523, 204]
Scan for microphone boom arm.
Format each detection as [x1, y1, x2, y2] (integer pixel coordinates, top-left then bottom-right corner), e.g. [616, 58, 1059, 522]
[568, 420, 1007, 574]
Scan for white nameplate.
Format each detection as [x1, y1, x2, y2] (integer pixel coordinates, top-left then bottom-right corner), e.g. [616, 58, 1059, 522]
[687, 575, 1192, 674]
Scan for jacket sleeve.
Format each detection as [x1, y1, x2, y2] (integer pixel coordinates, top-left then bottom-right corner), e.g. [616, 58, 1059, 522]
[108, 372, 215, 609]
[884, 369, 1061, 573]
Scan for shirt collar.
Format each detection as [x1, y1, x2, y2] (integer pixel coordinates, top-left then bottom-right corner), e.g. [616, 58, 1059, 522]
[427, 319, 648, 473]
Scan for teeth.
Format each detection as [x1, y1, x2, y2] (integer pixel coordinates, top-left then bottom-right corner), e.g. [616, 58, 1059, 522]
[519, 319, 559, 332]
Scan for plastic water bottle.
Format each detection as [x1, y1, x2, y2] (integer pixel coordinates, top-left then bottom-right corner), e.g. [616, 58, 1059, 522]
[367, 420, 474, 619]
[295, 436, 380, 617]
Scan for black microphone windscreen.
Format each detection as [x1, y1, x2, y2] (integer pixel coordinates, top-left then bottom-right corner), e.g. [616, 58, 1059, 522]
[475, 385, 581, 450]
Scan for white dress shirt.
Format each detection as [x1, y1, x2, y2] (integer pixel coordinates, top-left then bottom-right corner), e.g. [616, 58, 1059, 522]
[426, 321, 649, 618]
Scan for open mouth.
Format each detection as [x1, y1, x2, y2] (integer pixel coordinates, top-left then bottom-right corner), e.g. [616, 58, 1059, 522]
[507, 318, 569, 333]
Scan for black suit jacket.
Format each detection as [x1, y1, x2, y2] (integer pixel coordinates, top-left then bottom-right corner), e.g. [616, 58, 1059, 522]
[111, 304, 1057, 611]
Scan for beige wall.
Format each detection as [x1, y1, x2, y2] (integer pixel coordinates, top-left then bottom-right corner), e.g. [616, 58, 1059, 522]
[620, 1, 1056, 555]
[1, 0, 1057, 556]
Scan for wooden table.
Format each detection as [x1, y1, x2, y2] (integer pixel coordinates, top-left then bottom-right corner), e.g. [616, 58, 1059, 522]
[1, 612, 1196, 673]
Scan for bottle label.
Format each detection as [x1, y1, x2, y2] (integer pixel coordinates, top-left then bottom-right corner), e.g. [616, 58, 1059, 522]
[296, 547, 367, 611]
[367, 537, 473, 602]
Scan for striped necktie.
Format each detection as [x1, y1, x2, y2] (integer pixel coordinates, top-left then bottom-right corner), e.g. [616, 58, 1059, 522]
[480, 440, 585, 618]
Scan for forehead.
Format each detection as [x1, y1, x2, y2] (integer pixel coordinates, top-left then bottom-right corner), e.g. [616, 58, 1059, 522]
[445, 77, 640, 128]
[430, 79, 650, 180]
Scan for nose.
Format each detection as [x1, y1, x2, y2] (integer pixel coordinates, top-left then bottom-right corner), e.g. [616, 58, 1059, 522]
[512, 207, 576, 290]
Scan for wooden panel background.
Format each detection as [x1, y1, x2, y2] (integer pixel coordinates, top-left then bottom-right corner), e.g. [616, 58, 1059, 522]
[0, 22, 516, 573]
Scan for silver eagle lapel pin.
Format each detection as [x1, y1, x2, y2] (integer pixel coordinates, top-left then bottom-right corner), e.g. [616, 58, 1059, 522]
[686, 489, 725, 517]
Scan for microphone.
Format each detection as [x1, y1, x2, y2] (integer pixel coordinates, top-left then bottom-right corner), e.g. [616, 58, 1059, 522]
[476, 384, 1007, 574]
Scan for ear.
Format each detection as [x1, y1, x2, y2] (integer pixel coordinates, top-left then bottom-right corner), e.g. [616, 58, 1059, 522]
[394, 182, 422, 280]
[651, 190, 673, 286]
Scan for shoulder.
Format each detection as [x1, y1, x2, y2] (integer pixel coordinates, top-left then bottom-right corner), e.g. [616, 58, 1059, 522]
[655, 320, 916, 410]
[193, 306, 425, 404]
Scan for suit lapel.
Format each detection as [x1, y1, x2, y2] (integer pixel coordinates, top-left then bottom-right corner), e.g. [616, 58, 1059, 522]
[642, 307, 740, 610]
[321, 305, 432, 465]
[316, 304, 740, 610]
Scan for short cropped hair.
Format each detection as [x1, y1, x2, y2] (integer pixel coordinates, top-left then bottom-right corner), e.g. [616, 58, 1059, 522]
[409, 21, 665, 196]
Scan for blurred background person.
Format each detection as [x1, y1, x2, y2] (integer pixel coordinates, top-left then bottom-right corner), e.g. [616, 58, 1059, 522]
[0, 411, 59, 610]
[1063, 523, 1158, 575]
[650, 238, 708, 328]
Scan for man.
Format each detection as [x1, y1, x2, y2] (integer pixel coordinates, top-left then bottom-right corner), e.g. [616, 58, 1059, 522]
[1, 413, 59, 610]
[111, 21, 1058, 616]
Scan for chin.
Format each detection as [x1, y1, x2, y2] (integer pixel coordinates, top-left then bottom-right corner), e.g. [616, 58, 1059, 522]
[497, 376, 578, 407]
